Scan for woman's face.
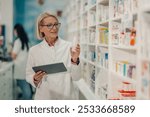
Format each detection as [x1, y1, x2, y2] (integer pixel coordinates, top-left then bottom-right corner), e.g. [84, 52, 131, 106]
[14, 29, 18, 37]
[40, 16, 59, 39]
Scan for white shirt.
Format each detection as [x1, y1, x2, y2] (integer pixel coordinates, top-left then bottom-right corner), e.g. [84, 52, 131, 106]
[26, 38, 81, 100]
[12, 38, 28, 79]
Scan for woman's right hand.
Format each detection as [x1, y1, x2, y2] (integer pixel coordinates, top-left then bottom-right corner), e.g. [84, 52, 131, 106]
[33, 71, 46, 87]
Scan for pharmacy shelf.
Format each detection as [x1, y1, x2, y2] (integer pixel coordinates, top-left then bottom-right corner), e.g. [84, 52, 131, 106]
[141, 5, 150, 12]
[137, 93, 150, 100]
[81, 57, 96, 66]
[111, 17, 121, 22]
[111, 45, 137, 51]
[86, 60, 96, 66]
[89, 3, 96, 10]
[65, 0, 141, 100]
[98, 20, 109, 26]
[96, 65, 108, 71]
[110, 71, 136, 84]
[73, 79, 97, 100]
[137, 1, 150, 99]
[0, 62, 13, 73]
[97, 43, 108, 47]
[98, 0, 109, 5]
[89, 24, 97, 28]
[141, 57, 150, 62]
[80, 42, 88, 45]
[88, 43, 96, 46]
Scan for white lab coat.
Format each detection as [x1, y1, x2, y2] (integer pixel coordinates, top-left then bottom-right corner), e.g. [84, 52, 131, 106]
[26, 38, 81, 100]
[12, 38, 28, 79]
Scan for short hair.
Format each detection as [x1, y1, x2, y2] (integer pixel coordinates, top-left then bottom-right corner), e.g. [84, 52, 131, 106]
[36, 12, 58, 39]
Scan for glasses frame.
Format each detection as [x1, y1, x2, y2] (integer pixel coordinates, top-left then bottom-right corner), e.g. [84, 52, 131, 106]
[41, 23, 61, 30]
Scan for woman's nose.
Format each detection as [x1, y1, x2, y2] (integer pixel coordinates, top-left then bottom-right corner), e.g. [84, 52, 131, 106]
[53, 25, 57, 30]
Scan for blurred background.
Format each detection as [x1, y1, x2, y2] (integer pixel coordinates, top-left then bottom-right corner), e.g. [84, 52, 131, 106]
[0, 0, 70, 100]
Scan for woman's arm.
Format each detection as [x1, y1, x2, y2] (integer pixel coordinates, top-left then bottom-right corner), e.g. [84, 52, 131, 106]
[26, 50, 37, 88]
[70, 44, 81, 81]
[11, 52, 17, 60]
[11, 39, 21, 60]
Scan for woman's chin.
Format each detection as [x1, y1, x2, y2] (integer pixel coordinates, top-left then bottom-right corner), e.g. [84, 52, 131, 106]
[50, 34, 58, 39]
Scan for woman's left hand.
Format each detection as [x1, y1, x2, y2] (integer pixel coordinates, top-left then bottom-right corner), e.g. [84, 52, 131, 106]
[70, 44, 80, 62]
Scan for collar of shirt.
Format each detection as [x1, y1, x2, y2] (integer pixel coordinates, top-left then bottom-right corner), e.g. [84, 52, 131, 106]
[41, 37, 61, 49]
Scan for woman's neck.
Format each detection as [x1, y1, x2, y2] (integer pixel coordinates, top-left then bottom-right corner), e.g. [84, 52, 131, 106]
[45, 36, 58, 46]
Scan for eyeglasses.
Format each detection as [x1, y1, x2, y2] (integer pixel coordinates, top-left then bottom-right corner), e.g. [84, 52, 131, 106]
[41, 23, 61, 30]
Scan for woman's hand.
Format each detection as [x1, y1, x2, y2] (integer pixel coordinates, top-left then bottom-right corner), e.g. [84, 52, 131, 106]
[33, 71, 46, 87]
[70, 44, 80, 63]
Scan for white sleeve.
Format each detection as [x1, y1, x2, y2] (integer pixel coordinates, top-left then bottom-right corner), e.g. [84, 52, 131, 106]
[71, 63, 81, 81]
[67, 42, 81, 81]
[26, 49, 36, 88]
[12, 39, 21, 54]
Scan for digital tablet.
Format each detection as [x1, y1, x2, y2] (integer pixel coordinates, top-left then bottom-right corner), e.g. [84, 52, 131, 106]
[32, 62, 67, 74]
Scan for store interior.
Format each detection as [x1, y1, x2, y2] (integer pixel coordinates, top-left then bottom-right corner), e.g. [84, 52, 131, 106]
[0, 0, 150, 100]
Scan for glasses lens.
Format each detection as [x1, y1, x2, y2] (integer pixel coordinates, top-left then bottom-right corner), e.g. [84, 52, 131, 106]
[47, 24, 53, 29]
[55, 23, 61, 28]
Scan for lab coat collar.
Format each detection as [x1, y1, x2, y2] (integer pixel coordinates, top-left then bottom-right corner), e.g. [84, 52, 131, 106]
[41, 37, 62, 48]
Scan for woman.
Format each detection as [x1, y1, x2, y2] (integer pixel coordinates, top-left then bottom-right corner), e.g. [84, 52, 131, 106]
[26, 12, 81, 100]
[11, 24, 32, 100]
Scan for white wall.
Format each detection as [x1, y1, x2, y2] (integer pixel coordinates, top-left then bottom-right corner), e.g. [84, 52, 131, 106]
[0, 0, 13, 43]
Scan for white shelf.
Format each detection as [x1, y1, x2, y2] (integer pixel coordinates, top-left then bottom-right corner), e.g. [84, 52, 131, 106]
[97, 43, 108, 47]
[89, 4, 96, 10]
[73, 79, 97, 100]
[86, 60, 96, 66]
[89, 24, 96, 28]
[140, 57, 150, 62]
[110, 71, 136, 84]
[96, 65, 108, 71]
[80, 42, 87, 45]
[0, 62, 14, 73]
[141, 5, 150, 13]
[81, 27, 88, 30]
[81, 10, 88, 16]
[111, 45, 137, 51]
[111, 16, 122, 22]
[88, 43, 96, 46]
[80, 57, 88, 62]
[98, 20, 109, 26]
[81, 57, 96, 66]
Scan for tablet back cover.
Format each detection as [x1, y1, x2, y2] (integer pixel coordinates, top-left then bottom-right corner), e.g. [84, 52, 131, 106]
[32, 62, 67, 74]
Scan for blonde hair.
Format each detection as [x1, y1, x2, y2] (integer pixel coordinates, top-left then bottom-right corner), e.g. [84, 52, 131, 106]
[36, 12, 58, 39]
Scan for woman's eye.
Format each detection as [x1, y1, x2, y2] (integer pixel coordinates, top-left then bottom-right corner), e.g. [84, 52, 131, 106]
[47, 25, 52, 27]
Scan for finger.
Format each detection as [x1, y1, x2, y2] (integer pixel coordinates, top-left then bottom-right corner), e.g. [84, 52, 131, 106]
[75, 48, 80, 52]
[76, 47, 80, 50]
[34, 80, 40, 87]
[34, 71, 43, 78]
[76, 45, 80, 49]
[36, 72, 46, 80]
[34, 72, 45, 81]
[34, 80, 39, 84]
[34, 71, 43, 77]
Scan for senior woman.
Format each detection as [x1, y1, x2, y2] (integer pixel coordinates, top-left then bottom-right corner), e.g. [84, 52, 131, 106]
[26, 12, 81, 100]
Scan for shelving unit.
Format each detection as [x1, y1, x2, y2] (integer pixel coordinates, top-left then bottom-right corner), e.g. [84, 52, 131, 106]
[137, 0, 150, 99]
[64, 0, 150, 100]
